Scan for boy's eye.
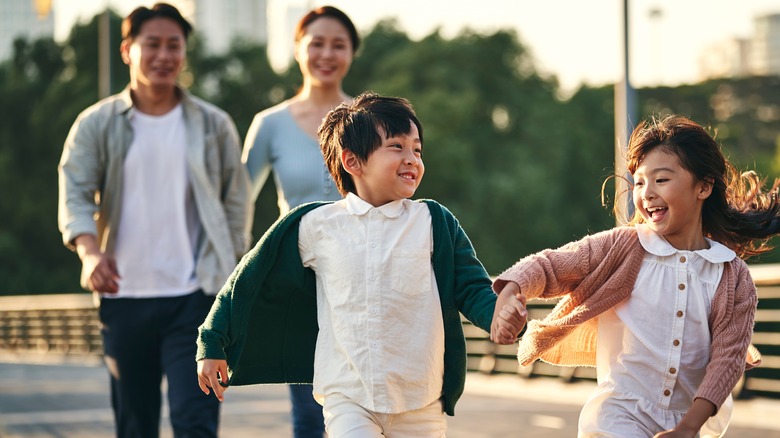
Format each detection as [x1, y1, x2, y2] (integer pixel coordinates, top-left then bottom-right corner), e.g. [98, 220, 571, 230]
[656, 178, 669, 183]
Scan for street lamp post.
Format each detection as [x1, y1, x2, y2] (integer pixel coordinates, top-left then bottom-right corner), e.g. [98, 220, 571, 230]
[614, 0, 637, 224]
[98, 9, 112, 99]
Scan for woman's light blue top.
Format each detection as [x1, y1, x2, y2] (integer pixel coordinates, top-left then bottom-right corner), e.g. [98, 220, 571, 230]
[243, 101, 342, 215]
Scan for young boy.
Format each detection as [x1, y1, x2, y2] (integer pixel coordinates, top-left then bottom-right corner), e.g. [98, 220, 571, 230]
[196, 93, 526, 436]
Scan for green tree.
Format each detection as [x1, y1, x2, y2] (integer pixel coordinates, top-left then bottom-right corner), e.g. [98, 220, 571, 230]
[3, 13, 780, 296]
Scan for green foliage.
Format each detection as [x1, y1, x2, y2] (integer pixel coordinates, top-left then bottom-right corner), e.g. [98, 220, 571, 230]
[1, 12, 779, 295]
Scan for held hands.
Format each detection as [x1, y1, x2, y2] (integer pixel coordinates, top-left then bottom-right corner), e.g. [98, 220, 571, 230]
[197, 359, 229, 401]
[490, 281, 527, 344]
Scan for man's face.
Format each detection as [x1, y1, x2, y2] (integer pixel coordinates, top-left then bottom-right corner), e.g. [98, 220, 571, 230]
[121, 17, 186, 91]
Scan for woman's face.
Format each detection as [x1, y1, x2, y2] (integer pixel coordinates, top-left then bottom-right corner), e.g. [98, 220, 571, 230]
[295, 16, 353, 88]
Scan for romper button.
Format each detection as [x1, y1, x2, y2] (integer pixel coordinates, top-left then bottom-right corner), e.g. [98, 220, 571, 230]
[677, 311, 683, 317]
[673, 339, 680, 346]
[664, 389, 671, 396]
[669, 368, 677, 374]
[680, 256, 686, 263]
[678, 284, 685, 290]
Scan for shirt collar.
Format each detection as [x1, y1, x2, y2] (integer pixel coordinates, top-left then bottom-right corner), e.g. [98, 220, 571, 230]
[636, 223, 736, 263]
[119, 84, 189, 118]
[345, 192, 406, 218]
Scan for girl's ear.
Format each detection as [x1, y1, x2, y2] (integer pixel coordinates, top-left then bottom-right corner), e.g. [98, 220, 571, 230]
[341, 150, 361, 177]
[697, 178, 714, 200]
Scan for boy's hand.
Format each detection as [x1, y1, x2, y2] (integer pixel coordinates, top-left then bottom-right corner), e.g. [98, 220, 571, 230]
[197, 359, 229, 401]
[490, 281, 527, 344]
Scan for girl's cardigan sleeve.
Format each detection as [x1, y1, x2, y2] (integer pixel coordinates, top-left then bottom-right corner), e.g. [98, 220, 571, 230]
[493, 227, 644, 367]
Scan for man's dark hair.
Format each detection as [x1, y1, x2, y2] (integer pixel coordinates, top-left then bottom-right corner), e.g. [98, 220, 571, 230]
[122, 3, 192, 41]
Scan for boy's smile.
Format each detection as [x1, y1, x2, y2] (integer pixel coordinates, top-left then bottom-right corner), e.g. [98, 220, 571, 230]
[349, 122, 424, 207]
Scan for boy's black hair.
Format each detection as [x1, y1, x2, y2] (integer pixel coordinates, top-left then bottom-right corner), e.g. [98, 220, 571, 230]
[122, 3, 193, 42]
[318, 92, 423, 195]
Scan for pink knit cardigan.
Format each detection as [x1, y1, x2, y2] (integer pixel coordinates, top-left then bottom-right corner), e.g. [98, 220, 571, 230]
[493, 226, 761, 410]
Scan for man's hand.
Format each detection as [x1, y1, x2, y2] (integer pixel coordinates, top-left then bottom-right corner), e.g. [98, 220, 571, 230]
[75, 234, 120, 293]
[197, 359, 229, 401]
[490, 281, 527, 344]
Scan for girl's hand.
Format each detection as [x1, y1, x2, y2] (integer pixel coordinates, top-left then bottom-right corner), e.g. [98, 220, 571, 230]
[654, 398, 716, 438]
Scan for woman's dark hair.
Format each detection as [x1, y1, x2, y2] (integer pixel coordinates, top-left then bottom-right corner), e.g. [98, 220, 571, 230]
[294, 6, 360, 53]
[625, 114, 780, 258]
[122, 3, 192, 42]
[318, 92, 423, 196]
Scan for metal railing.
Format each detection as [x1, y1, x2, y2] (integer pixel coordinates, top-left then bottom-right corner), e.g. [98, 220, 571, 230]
[1, 264, 778, 397]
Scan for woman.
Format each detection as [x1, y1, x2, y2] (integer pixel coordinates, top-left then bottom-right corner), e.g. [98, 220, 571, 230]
[241, 6, 360, 437]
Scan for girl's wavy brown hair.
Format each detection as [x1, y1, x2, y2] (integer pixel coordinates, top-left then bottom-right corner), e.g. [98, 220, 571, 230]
[622, 115, 780, 259]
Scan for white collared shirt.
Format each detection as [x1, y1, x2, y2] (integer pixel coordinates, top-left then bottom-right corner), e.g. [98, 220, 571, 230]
[298, 193, 445, 414]
[581, 224, 737, 435]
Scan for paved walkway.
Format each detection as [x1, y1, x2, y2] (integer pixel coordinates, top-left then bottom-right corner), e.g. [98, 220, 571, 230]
[1, 352, 779, 437]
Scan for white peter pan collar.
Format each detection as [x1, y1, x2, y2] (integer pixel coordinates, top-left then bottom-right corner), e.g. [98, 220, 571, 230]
[635, 223, 736, 263]
[345, 192, 406, 218]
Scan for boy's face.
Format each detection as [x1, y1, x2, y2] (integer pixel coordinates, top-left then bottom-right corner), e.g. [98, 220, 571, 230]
[347, 121, 424, 207]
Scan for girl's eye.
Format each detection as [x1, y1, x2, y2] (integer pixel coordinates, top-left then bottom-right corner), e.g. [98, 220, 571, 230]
[656, 178, 669, 183]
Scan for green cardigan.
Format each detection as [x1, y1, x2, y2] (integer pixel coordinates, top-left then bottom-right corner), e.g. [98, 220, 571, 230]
[197, 199, 497, 415]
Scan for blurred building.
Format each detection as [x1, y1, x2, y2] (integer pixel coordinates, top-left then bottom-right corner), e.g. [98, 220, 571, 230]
[193, 0, 268, 54]
[698, 37, 751, 80]
[267, 1, 308, 73]
[0, 0, 54, 61]
[750, 12, 780, 76]
[699, 12, 780, 81]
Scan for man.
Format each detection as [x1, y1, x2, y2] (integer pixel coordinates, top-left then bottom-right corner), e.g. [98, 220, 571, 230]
[57, 4, 250, 437]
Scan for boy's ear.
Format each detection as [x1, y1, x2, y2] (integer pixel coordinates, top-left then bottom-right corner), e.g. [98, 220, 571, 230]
[341, 150, 361, 177]
[697, 178, 714, 200]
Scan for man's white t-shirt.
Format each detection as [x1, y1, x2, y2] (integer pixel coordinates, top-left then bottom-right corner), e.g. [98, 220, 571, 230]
[109, 104, 201, 298]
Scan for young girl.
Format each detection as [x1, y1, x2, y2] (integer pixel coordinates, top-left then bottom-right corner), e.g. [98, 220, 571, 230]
[493, 115, 779, 437]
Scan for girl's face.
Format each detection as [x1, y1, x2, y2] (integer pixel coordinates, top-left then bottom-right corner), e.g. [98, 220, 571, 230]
[295, 17, 353, 88]
[632, 148, 712, 250]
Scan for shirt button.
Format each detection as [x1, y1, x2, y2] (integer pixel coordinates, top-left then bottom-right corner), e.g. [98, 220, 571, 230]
[669, 368, 677, 374]
[673, 339, 680, 346]
[677, 311, 684, 317]
[370, 242, 376, 248]
[678, 283, 685, 291]
[663, 389, 671, 396]
[680, 256, 686, 263]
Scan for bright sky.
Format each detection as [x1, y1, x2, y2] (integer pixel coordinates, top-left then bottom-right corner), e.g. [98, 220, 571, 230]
[54, 0, 780, 93]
